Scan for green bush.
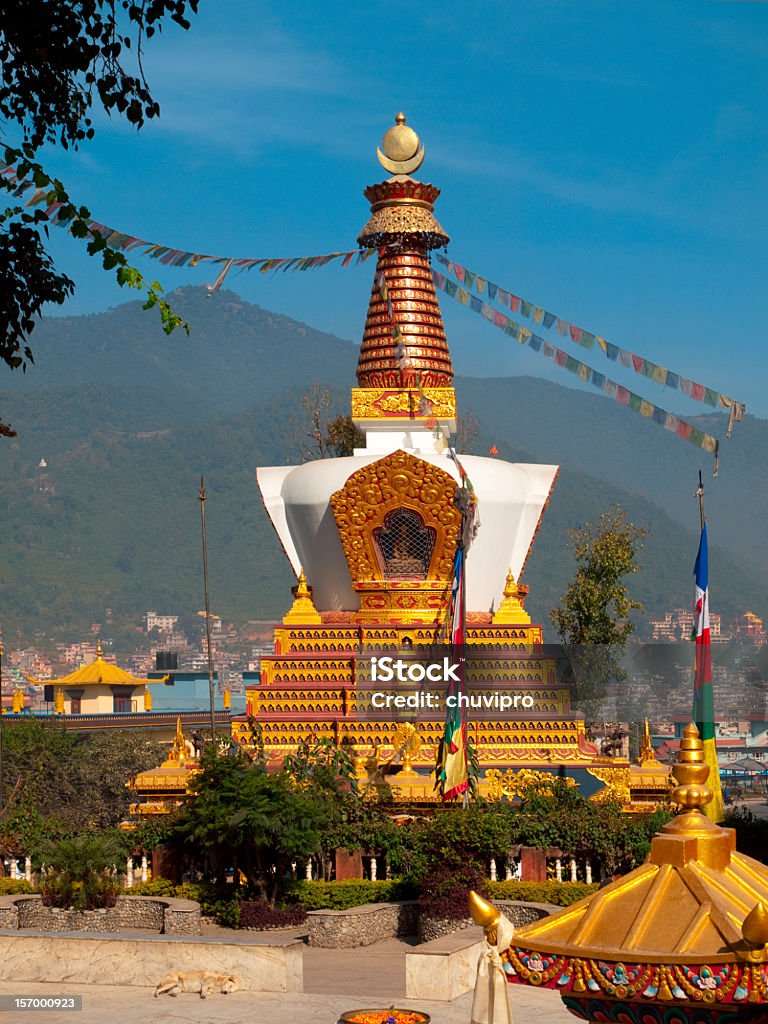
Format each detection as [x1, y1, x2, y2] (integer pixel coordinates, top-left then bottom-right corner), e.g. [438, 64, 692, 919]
[283, 879, 417, 910]
[723, 808, 768, 863]
[0, 878, 34, 894]
[487, 881, 598, 906]
[128, 879, 178, 896]
[40, 836, 123, 911]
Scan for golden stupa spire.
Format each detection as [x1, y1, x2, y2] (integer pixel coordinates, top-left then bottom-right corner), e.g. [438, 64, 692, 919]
[282, 569, 322, 625]
[163, 716, 187, 765]
[652, 721, 732, 869]
[492, 569, 531, 624]
[351, 113, 456, 436]
[95, 638, 103, 659]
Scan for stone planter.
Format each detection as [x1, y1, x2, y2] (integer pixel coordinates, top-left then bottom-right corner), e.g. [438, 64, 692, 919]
[1, 894, 200, 935]
[418, 900, 558, 943]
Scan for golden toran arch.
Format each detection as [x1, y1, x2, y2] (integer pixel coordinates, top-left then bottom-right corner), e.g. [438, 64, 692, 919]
[330, 449, 462, 624]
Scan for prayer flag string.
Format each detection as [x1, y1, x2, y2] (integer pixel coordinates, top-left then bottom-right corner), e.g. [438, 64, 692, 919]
[431, 269, 720, 475]
[436, 255, 745, 428]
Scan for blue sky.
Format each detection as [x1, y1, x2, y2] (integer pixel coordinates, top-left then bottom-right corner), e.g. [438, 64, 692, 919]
[28, 0, 768, 418]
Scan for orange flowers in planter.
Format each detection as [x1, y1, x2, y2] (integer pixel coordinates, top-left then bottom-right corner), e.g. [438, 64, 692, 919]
[339, 1010, 430, 1024]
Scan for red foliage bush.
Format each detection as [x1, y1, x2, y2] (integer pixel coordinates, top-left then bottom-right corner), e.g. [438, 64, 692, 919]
[238, 900, 308, 930]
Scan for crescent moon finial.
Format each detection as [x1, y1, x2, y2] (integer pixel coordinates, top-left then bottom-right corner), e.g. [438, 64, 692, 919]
[377, 113, 425, 175]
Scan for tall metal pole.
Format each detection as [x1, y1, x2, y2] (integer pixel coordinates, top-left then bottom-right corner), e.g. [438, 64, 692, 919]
[0, 626, 4, 811]
[695, 470, 705, 530]
[198, 478, 217, 745]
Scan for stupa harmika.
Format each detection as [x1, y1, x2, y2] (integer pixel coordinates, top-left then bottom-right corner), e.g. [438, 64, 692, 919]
[232, 114, 662, 804]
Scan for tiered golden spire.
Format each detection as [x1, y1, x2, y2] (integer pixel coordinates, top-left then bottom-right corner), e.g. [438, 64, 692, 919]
[492, 569, 531, 624]
[282, 570, 322, 624]
[638, 717, 658, 765]
[352, 114, 456, 428]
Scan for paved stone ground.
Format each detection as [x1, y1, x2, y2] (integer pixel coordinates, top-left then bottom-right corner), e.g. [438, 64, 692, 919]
[0, 933, 575, 1024]
[0, 981, 573, 1024]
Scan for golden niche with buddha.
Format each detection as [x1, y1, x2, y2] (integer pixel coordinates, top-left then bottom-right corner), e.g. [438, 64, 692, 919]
[329, 449, 462, 623]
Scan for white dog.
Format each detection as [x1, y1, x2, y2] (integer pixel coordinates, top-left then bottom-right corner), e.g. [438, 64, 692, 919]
[154, 971, 240, 998]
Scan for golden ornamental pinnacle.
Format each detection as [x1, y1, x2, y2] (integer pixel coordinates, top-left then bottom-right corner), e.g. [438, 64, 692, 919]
[492, 568, 531, 624]
[377, 112, 425, 175]
[282, 569, 322, 625]
[670, 721, 713, 811]
[638, 717, 658, 766]
[743, 901, 768, 948]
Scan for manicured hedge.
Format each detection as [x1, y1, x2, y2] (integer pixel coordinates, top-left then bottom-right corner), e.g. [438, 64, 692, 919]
[283, 879, 418, 910]
[487, 880, 598, 906]
[0, 878, 34, 895]
[239, 900, 308, 929]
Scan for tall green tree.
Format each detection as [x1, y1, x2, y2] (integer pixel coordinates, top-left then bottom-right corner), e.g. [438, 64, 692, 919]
[550, 506, 646, 716]
[0, 720, 164, 849]
[0, 1, 200, 434]
[174, 749, 335, 904]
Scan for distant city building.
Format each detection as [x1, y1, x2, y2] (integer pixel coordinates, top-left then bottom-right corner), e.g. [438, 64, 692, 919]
[648, 607, 727, 642]
[197, 611, 223, 634]
[144, 611, 180, 633]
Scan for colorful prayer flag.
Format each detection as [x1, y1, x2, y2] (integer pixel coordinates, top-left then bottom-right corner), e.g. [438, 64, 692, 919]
[692, 524, 724, 822]
[436, 548, 469, 801]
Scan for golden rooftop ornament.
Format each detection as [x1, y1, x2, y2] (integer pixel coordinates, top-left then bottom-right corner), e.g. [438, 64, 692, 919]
[377, 112, 425, 175]
[282, 569, 322, 625]
[492, 569, 531, 624]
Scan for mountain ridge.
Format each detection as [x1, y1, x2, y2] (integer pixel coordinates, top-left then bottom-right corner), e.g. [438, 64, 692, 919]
[0, 286, 764, 642]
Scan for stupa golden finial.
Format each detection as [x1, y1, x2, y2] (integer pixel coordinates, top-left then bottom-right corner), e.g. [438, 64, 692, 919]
[164, 716, 186, 764]
[95, 638, 103, 659]
[282, 569, 322, 625]
[377, 112, 425, 175]
[492, 569, 531, 624]
[669, 721, 713, 811]
[653, 722, 732, 868]
[638, 717, 658, 765]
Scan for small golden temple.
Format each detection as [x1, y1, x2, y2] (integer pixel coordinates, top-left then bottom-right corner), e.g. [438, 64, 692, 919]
[28, 640, 158, 715]
[124, 717, 199, 823]
[232, 115, 659, 805]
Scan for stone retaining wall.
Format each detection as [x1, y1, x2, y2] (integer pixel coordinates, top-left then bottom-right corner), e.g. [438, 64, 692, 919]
[308, 899, 558, 947]
[0, 895, 200, 935]
[307, 901, 418, 948]
[418, 899, 559, 943]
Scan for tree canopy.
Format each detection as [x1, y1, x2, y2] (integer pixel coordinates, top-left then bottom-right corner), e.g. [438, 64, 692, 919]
[0, 719, 164, 851]
[0, 1, 200, 433]
[550, 506, 646, 716]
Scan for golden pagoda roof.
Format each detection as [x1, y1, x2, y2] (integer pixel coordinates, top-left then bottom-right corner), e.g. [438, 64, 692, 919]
[470, 724, 768, 1016]
[30, 640, 158, 687]
[510, 723, 768, 964]
[129, 717, 198, 792]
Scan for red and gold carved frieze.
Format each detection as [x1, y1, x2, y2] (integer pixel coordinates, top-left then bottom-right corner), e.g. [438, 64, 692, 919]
[351, 387, 456, 421]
